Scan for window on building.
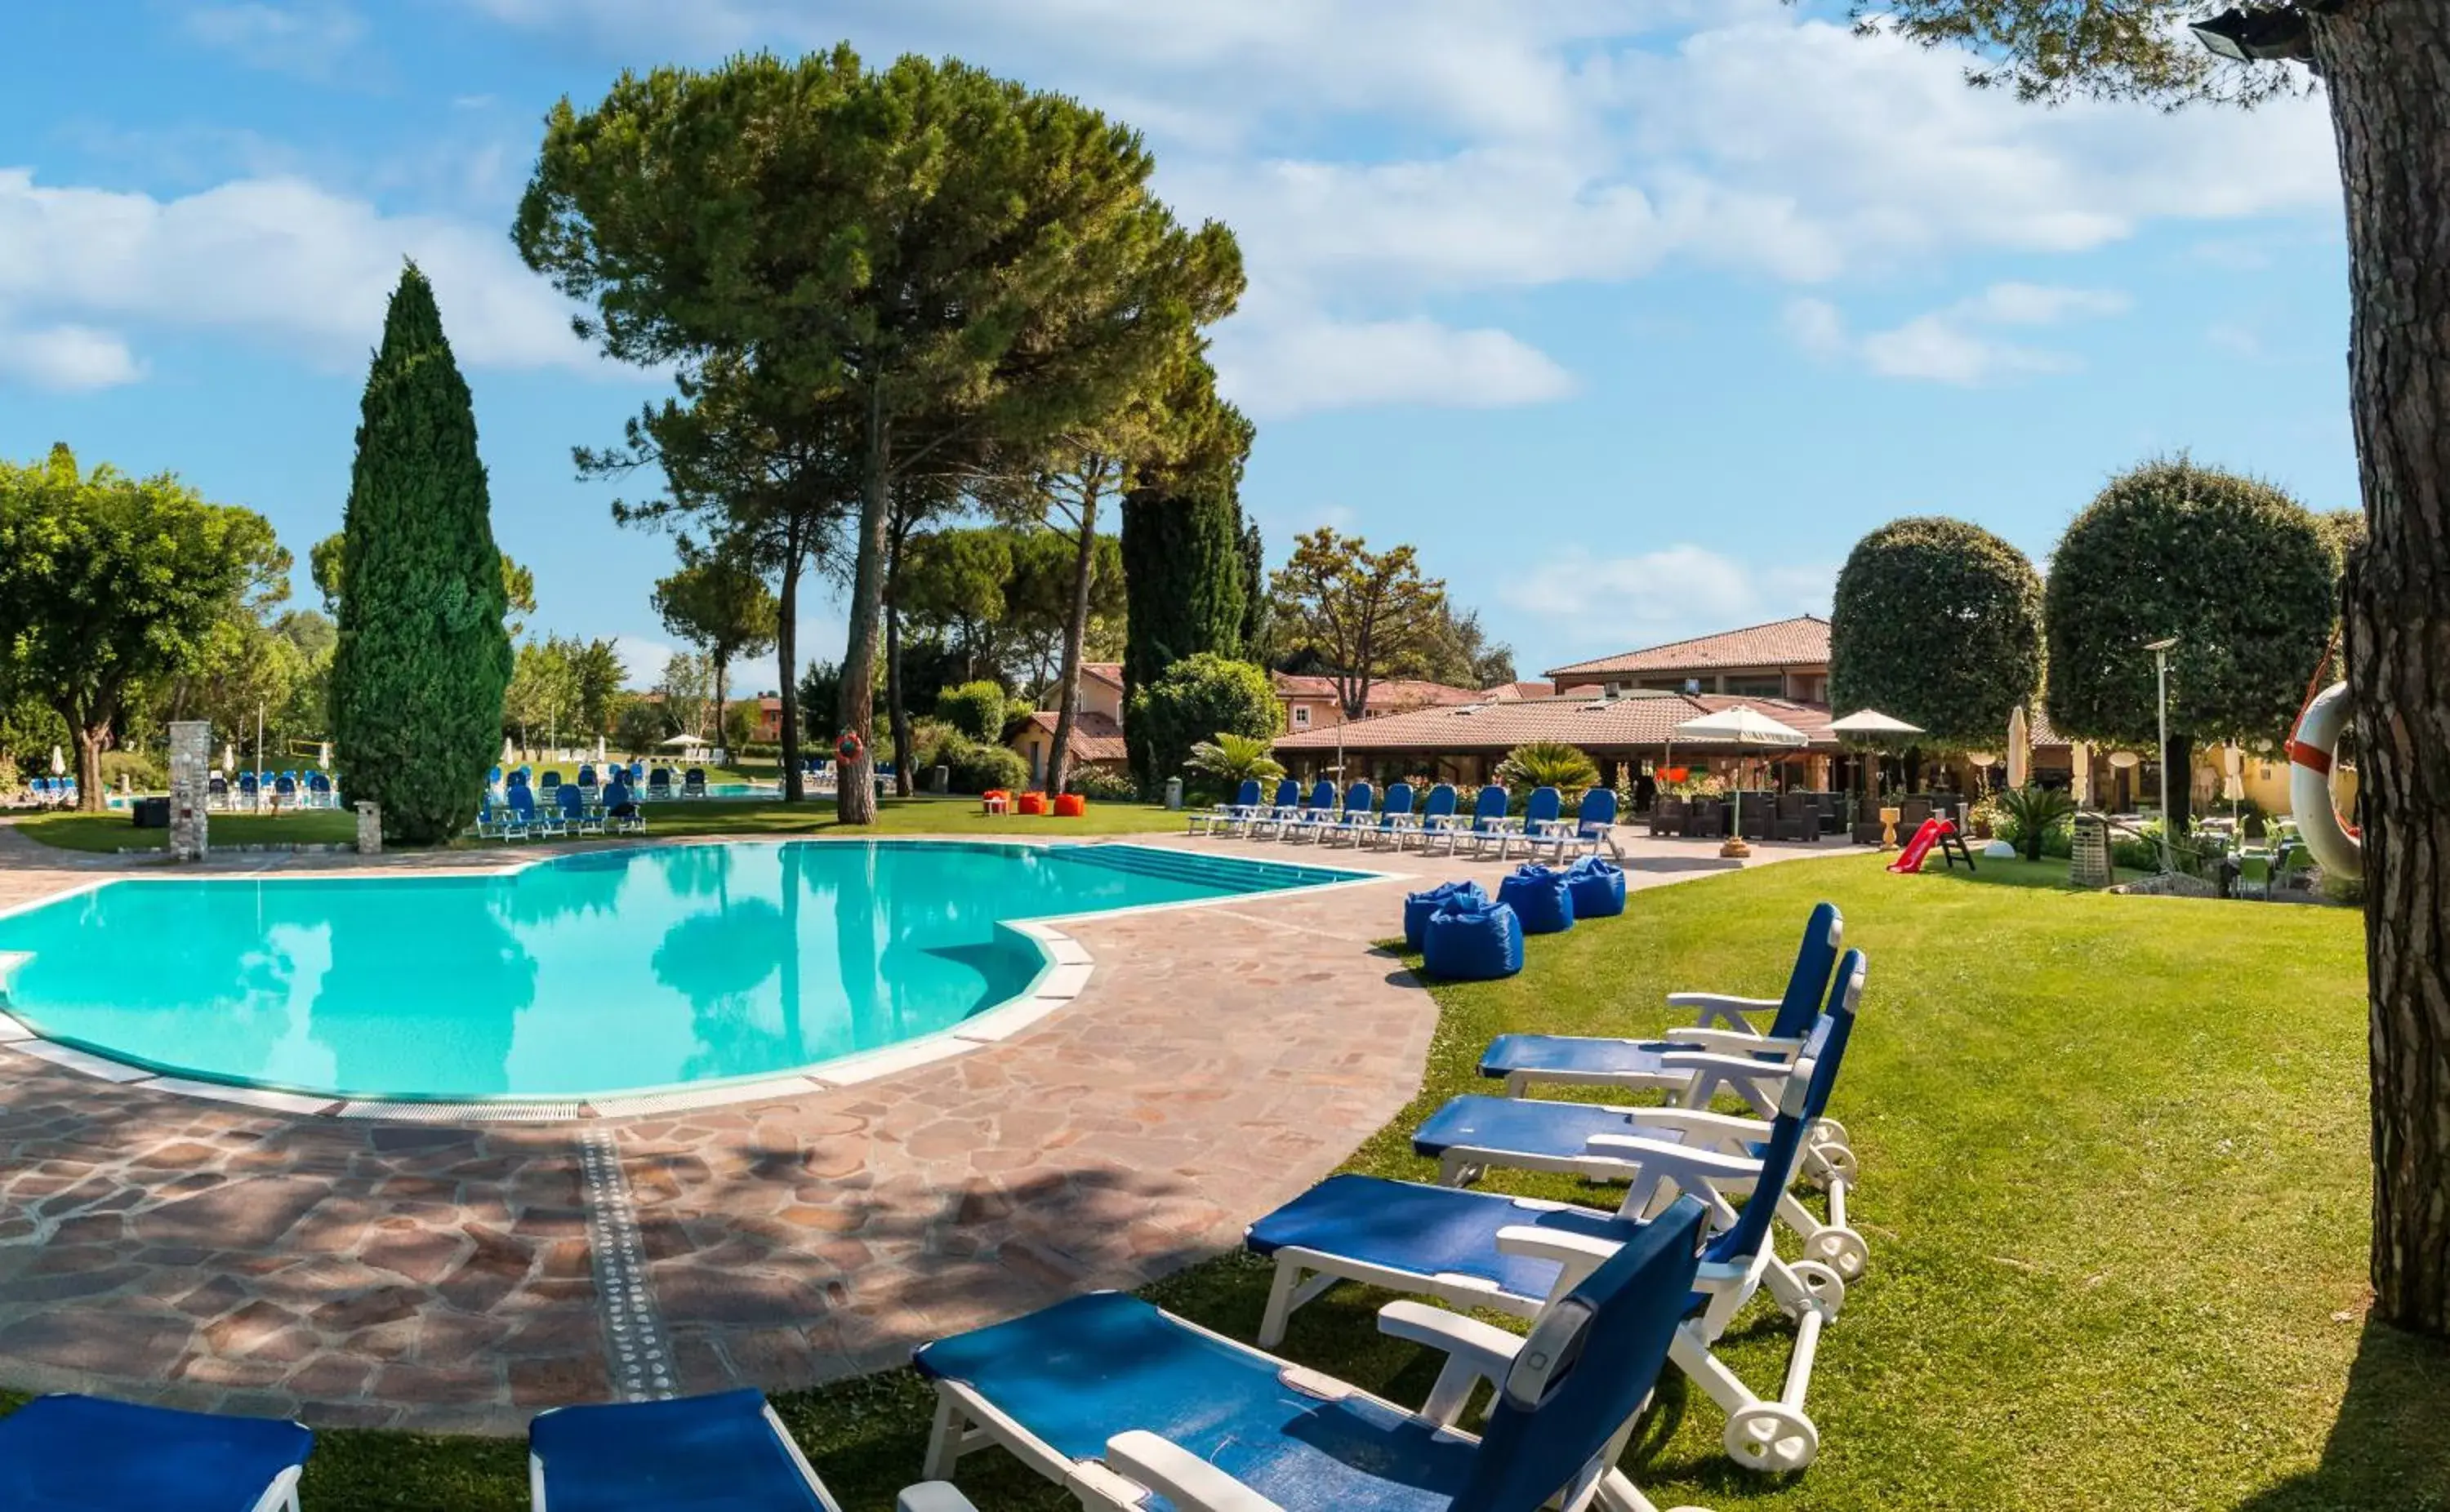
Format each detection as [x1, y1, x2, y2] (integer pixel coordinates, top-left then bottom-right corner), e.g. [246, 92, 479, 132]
[1638, 678, 1687, 692]
[1293, 705, 1310, 727]
[1723, 674, 1784, 699]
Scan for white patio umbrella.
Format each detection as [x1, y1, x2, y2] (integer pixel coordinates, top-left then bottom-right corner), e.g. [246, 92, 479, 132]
[595, 735, 608, 763]
[501, 736, 515, 766]
[2006, 707, 2031, 790]
[318, 741, 332, 772]
[48, 746, 64, 776]
[223, 741, 237, 772]
[659, 733, 710, 749]
[1825, 709, 1926, 740]
[1675, 705, 1807, 857]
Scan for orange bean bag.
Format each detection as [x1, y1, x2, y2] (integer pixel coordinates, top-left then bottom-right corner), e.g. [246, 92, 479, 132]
[1017, 792, 1049, 816]
[1053, 794, 1087, 818]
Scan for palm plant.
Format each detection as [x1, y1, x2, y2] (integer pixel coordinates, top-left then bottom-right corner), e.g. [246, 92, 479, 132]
[1186, 733, 1284, 793]
[1496, 740, 1601, 798]
[1998, 784, 2078, 862]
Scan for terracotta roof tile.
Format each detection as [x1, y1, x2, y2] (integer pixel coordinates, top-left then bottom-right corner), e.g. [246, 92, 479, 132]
[1273, 690, 1837, 754]
[1018, 709, 1128, 763]
[1271, 673, 1481, 714]
[1547, 616, 1832, 678]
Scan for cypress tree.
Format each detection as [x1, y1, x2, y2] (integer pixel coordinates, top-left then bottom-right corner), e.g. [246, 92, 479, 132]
[328, 264, 513, 843]
[1120, 476, 1246, 791]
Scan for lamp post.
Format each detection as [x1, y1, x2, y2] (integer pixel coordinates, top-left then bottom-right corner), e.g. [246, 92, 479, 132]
[2145, 637, 2179, 874]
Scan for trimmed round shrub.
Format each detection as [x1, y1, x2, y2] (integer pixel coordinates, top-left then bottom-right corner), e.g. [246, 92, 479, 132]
[936, 680, 1010, 744]
[933, 736, 1027, 794]
[1498, 864, 1576, 935]
[1566, 856, 1625, 918]
[1128, 653, 1281, 798]
[1423, 900, 1524, 981]
[1405, 880, 1490, 951]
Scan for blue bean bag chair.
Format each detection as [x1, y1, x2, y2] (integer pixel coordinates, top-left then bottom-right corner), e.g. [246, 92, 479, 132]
[1422, 899, 1525, 981]
[1566, 856, 1626, 918]
[1404, 879, 1490, 950]
[1498, 863, 1576, 935]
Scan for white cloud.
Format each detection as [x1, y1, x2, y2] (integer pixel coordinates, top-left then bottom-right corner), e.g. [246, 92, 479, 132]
[181, 2, 368, 78]
[0, 168, 601, 377]
[0, 323, 145, 391]
[1215, 314, 1575, 418]
[1504, 544, 1833, 625]
[1787, 282, 2130, 386]
[608, 635, 675, 687]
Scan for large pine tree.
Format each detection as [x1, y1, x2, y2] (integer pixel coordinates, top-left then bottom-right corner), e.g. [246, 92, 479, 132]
[328, 264, 513, 843]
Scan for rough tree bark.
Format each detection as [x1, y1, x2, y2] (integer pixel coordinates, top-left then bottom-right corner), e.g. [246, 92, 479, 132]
[1044, 478, 1102, 798]
[834, 394, 890, 825]
[775, 545, 802, 804]
[69, 705, 110, 812]
[885, 502, 915, 800]
[2315, 0, 2450, 1334]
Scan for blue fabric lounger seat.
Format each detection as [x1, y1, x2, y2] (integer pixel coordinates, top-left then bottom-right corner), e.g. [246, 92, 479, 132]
[0, 1393, 312, 1512]
[1479, 901, 1844, 1104]
[531, 1389, 850, 1512]
[915, 1200, 1711, 1512]
[1414, 1094, 1769, 1177]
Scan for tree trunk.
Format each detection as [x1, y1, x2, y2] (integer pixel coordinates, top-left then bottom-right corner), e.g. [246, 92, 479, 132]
[2163, 732, 2194, 838]
[711, 651, 729, 758]
[835, 391, 891, 825]
[885, 512, 915, 800]
[73, 722, 108, 813]
[1045, 483, 1102, 798]
[776, 547, 803, 803]
[2314, 0, 2450, 1335]
[885, 595, 914, 798]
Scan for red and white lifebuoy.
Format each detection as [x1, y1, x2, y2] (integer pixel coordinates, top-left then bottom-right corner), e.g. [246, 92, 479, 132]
[2287, 681, 2362, 883]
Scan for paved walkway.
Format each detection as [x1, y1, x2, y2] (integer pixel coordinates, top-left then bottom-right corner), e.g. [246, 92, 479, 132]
[0, 816, 1837, 1431]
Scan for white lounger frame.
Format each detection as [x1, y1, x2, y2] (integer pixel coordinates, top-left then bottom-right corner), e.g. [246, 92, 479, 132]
[1257, 1077, 1845, 1474]
[923, 1300, 1690, 1512]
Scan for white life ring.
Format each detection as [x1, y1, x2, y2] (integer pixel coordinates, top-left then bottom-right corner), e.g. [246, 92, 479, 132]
[2287, 681, 2362, 883]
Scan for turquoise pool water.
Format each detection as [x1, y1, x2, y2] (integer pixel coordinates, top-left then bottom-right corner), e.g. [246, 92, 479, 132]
[0, 842, 1361, 1101]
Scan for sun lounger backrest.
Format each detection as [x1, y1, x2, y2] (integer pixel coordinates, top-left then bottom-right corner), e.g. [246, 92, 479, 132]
[1705, 947, 1863, 1269]
[559, 785, 585, 817]
[1454, 1197, 1709, 1512]
[604, 780, 632, 807]
[1382, 782, 1414, 817]
[1524, 786, 1561, 828]
[1306, 779, 1335, 811]
[1422, 784, 1457, 819]
[1232, 779, 1262, 809]
[1577, 788, 1618, 830]
[509, 785, 537, 818]
[1765, 901, 1845, 1039]
[1270, 778, 1299, 807]
[1472, 785, 1508, 825]
[1341, 780, 1372, 815]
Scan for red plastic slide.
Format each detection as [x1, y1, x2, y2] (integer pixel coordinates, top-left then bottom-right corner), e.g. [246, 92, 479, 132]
[1887, 817, 1953, 874]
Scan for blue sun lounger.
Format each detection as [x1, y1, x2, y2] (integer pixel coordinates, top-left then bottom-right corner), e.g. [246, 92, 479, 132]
[559, 783, 604, 835]
[1316, 780, 1377, 846]
[1404, 782, 1459, 849]
[0, 1392, 313, 1512]
[1530, 789, 1619, 861]
[1498, 786, 1561, 860]
[1189, 778, 1263, 836]
[601, 777, 645, 834]
[1429, 784, 1511, 856]
[506, 783, 555, 839]
[1478, 902, 1844, 1110]
[1276, 778, 1339, 842]
[915, 1198, 1711, 1512]
[1242, 777, 1305, 838]
[1358, 780, 1416, 847]
[1245, 951, 1865, 1476]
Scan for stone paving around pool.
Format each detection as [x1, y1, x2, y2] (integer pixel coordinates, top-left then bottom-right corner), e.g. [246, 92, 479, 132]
[0, 817, 1836, 1432]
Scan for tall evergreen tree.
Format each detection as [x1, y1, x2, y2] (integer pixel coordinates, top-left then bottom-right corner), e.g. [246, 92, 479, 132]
[1120, 477, 1247, 790]
[328, 264, 513, 843]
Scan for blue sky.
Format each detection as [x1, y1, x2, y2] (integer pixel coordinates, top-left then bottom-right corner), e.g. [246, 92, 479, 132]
[0, 2, 2352, 689]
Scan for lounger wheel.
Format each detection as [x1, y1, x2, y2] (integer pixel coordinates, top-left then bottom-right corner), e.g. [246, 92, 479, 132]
[1805, 1141, 1858, 1190]
[1804, 1226, 1869, 1283]
[1788, 1259, 1849, 1320]
[1809, 1116, 1850, 1149]
[1724, 1402, 1819, 1473]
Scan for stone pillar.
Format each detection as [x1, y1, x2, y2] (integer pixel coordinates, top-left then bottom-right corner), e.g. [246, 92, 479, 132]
[167, 720, 210, 862]
[355, 802, 383, 856]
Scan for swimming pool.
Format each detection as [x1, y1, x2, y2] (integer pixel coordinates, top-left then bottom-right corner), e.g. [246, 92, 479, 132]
[0, 842, 1365, 1102]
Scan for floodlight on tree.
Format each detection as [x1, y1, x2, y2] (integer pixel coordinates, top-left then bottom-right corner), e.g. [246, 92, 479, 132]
[2188, 3, 2344, 65]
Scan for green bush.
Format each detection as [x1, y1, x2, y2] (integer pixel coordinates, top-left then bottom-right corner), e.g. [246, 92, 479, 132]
[1065, 765, 1140, 801]
[938, 736, 1027, 794]
[1998, 785, 2077, 862]
[1496, 740, 1600, 798]
[98, 749, 167, 792]
[1129, 654, 1281, 791]
[936, 681, 1010, 744]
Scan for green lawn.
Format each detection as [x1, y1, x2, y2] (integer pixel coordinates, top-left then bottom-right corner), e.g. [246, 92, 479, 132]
[8, 797, 1187, 853]
[4, 852, 2431, 1510]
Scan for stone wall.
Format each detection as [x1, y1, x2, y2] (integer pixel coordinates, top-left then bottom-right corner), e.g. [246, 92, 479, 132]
[167, 720, 209, 862]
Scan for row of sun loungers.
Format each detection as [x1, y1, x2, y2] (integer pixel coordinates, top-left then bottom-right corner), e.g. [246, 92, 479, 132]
[7, 903, 1861, 1511]
[1190, 777, 1619, 862]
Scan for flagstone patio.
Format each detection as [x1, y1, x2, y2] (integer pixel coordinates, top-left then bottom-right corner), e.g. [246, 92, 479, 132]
[0, 818, 1833, 1432]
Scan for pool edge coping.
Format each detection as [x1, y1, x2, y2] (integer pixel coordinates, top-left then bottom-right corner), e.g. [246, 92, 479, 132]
[0, 835, 1407, 1123]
